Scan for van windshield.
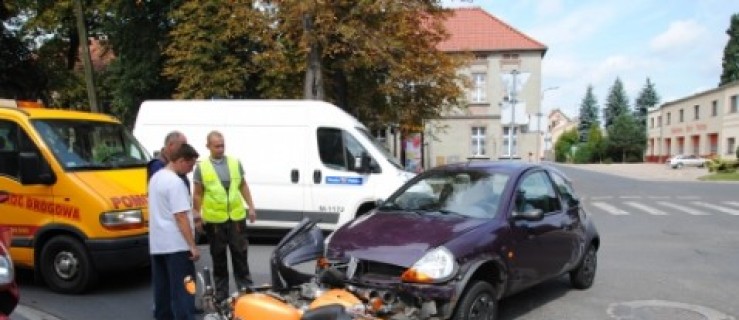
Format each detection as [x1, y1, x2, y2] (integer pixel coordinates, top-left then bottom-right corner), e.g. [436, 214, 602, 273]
[32, 119, 150, 171]
[356, 128, 403, 170]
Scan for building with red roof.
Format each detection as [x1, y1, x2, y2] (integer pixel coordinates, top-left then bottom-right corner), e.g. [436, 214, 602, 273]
[421, 7, 548, 167]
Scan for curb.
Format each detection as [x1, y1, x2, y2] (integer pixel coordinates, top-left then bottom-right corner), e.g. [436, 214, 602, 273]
[12, 305, 62, 320]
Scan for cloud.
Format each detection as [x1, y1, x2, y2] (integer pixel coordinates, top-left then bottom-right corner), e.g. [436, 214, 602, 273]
[528, 3, 621, 46]
[650, 20, 708, 53]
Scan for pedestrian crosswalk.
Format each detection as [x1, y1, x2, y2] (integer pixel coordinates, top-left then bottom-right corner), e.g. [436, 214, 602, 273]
[583, 197, 739, 216]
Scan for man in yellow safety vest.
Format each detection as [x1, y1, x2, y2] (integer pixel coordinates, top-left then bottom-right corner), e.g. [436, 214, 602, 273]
[193, 130, 257, 301]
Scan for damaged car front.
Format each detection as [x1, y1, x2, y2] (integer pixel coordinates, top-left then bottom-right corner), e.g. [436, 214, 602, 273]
[323, 167, 512, 319]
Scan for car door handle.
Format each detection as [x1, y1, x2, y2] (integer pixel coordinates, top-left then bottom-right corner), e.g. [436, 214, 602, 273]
[313, 170, 322, 184]
[291, 169, 299, 183]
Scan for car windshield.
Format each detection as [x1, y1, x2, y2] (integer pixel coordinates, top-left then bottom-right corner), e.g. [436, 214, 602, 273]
[380, 170, 510, 219]
[32, 119, 150, 171]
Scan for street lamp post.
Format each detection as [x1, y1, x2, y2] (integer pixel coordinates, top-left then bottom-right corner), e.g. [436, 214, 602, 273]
[537, 86, 558, 162]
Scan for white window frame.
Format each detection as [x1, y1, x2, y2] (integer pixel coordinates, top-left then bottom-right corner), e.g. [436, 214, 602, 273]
[502, 126, 518, 156]
[471, 73, 487, 103]
[471, 126, 486, 156]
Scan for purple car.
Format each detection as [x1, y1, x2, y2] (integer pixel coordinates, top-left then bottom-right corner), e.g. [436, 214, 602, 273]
[324, 161, 599, 320]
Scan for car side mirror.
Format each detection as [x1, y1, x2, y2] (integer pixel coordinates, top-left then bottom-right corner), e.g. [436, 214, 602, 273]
[20, 152, 56, 185]
[512, 208, 544, 221]
[568, 196, 581, 207]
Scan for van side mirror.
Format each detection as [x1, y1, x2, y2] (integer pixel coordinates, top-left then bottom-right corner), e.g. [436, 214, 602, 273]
[20, 152, 56, 185]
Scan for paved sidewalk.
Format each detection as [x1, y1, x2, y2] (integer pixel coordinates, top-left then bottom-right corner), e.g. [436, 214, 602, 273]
[557, 162, 710, 181]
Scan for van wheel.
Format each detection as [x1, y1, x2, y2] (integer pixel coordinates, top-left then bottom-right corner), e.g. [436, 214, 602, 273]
[453, 281, 498, 320]
[40, 235, 97, 294]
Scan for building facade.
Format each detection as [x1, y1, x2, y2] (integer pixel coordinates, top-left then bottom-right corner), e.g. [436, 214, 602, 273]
[545, 109, 578, 161]
[422, 8, 547, 167]
[646, 81, 739, 163]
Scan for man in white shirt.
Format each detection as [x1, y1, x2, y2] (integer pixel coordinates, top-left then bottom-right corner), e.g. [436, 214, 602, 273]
[148, 143, 200, 320]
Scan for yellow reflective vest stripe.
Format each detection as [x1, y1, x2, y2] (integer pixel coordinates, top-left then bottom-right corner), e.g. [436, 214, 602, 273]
[200, 156, 246, 223]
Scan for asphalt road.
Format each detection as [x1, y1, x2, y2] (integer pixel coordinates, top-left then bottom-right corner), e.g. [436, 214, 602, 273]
[11, 164, 739, 320]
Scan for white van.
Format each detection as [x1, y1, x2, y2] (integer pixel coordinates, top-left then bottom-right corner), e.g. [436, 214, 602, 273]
[133, 99, 413, 230]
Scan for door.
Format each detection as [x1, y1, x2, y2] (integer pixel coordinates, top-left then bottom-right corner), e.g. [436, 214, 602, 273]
[308, 127, 379, 228]
[225, 125, 307, 229]
[506, 170, 576, 291]
[0, 120, 56, 266]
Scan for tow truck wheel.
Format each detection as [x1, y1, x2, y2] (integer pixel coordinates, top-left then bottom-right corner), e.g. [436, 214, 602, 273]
[40, 235, 97, 294]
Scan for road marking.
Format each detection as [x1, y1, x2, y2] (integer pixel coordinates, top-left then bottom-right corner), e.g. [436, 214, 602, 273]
[648, 196, 671, 199]
[624, 201, 668, 215]
[619, 196, 642, 199]
[657, 201, 710, 215]
[607, 300, 736, 320]
[723, 201, 739, 208]
[692, 201, 739, 215]
[591, 202, 630, 215]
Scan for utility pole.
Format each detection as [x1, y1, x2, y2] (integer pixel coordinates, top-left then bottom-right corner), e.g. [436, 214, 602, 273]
[74, 0, 99, 112]
[507, 70, 518, 158]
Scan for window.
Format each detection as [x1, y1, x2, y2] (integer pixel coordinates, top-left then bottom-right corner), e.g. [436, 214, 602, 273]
[650, 117, 654, 128]
[666, 112, 671, 125]
[658, 116, 662, 127]
[728, 138, 736, 155]
[471, 127, 486, 156]
[712, 100, 718, 117]
[679, 109, 684, 122]
[694, 105, 700, 120]
[471, 73, 487, 103]
[317, 127, 374, 172]
[515, 171, 561, 214]
[0, 121, 42, 180]
[502, 127, 517, 156]
[731, 95, 738, 113]
[550, 171, 578, 205]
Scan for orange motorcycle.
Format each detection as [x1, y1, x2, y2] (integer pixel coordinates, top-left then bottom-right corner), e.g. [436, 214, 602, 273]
[186, 219, 386, 320]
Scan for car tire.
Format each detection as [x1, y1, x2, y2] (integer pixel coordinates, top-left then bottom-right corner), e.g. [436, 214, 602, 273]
[676, 162, 684, 169]
[40, 235, 97, 294]
[570, 245, 597, 289]
[452, 281, 498, 320]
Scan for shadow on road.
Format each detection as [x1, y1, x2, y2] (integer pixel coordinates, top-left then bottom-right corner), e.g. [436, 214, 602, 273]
[498, 276, 572, 320]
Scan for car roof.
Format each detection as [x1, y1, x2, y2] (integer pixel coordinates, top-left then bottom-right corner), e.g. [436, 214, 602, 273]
[430, 160, 544, 176]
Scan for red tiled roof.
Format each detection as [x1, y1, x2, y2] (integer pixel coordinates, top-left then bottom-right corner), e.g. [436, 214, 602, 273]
[438, 7, 547, 54]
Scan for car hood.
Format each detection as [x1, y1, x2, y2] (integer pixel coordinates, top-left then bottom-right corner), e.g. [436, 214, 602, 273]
[327, 211, 487, 267]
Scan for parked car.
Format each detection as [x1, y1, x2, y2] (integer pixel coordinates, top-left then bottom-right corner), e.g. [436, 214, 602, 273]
[666, 154, 709, 169]
[0, 227, 18, 319]
[324, 161, 599, 320]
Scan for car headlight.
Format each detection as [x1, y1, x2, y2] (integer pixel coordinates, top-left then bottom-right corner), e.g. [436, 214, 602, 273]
[401, 247, 456, 283]
[0, 247, 13, 286]
[100, 209, 143, 230]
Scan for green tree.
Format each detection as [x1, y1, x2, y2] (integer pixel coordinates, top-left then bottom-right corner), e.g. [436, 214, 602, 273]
[100, 0, 181, 126]
[554, 128, 579, 163]
[603, 77, 630, 128]
[163, 1, 271, 99]
[577, 85, 599, 142]
[634, 78, 659, 125]
[586, 124, 606, 163]
[255, 0, 467, 129]
[606, 113, 645, 163]
[720, 13, 739, 86]
[0, 1, 48, 100]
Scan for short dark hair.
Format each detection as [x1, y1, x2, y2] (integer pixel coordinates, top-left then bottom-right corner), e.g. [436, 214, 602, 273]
[170, 143, 199, 161]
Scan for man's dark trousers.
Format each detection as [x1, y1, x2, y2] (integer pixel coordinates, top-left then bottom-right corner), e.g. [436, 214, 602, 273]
[204, 219, 253, 301]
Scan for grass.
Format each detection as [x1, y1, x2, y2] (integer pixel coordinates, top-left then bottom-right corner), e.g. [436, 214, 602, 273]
[699, 171, 739, 181]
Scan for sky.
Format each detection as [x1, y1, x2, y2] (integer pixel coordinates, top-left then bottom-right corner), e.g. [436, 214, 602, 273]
[442, 0, 739, 119]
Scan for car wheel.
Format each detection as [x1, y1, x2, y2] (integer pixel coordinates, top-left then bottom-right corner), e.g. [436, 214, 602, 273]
[570, 245, 597, 289]
[676, 162, 684, 169]
[40, 235, 97, 293]
[453, 281, 498, 320]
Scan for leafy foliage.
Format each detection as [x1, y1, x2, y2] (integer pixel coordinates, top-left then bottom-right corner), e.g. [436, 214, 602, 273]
[720, 13, 739, 86]
[603, 77, 631, 128]
[554, 128, 578, 163]
[606, 113, 645, 162]
[577, 85, 599, 143]
[634, 77, 659, 125]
